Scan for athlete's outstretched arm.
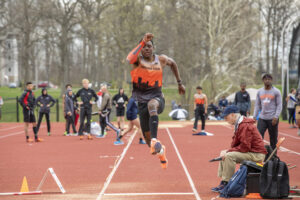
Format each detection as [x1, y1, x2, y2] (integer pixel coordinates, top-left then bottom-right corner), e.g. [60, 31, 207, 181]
[161, 55, 185, 95]
[126, 33, 154, 64]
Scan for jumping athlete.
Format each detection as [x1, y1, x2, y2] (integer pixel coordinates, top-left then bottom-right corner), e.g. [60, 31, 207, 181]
[19, 82, 43, 142]
[36, 88, 56, 136]
[74, 79, 98, 140]
[126, 33, 185, 169]
[193, 86, 208, 133]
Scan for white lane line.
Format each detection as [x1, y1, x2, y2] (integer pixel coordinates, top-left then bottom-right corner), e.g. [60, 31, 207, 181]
[263, 140, 300, 156]
[166, 128, 201, 200]
[103, 192, 194, 196]
[279, 131, 300, 140]
[0, 125, 45, 139]
[0, 131, 24, 139]
[96, 130, 137, 200]
[0, 125, 24, 131]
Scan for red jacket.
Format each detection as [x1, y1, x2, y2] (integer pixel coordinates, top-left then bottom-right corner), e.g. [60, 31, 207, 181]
[228, 117, 267, 154]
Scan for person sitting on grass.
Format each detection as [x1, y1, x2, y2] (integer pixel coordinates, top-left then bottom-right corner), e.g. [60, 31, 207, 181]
[211, 105, 267, 193]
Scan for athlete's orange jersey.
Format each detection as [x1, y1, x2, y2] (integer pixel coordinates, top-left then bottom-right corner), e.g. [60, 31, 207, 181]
[194, 94, 205, 105]
[131, 55, 163, 90]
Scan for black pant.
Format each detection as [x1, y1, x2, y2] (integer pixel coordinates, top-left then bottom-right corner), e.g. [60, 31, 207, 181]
[78, 107, 92, 135]
[66, 115, 77, 133]
[257, 118, 278, 151]
[194, 105, 205, 130]
[288, 108, 295, 125]
[37, 112, 50, 133]
[240, 110, 247, 117]
[99, 111, 118, 135]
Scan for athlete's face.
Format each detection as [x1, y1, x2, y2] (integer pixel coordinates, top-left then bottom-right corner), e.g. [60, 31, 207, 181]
[83, 81, 89, 89]
[120, 89, 124, 94]
[263, 77, 272, 87]
[141, 41, 153, 59]
[43, 90, 47, 95]
[240, 84, 246, 91]
[197, 89, 202, 94]
[27, 84, 33, 91]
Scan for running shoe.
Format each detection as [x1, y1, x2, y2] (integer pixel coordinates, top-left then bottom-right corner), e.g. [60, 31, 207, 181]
[26, 138, 34, 143]
[35, 138, 43, 142]
[87, 134, 93, 140]
[211, 181, 227, 193]
[158, 145, 168, 169]
[96, 134, 105, 138]
[150, 139, 162, 155]
[79, 135, 84, 140]
[192, 128, 197, 132]
[63, 131, 68, 136]
[48, 132, 51, 136]
[139, 139, 146, 144]
[114, 139, 124, 145]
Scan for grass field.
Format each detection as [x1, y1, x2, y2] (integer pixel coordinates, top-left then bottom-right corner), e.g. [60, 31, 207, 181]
[0, 87, 184, 122]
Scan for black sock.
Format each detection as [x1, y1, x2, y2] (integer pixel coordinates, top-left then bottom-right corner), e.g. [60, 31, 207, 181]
[33, 127, 38, 139]
[149, 115, 159, 139]
[26, 135, 29, 140]
[119, 135, 123, 139]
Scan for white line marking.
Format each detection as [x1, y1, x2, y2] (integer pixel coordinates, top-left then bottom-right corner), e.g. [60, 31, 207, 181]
[0, 125, 23, 131]
[279, 131, 300, 140]
[103, 192, 194, 196]
[0, 125, 46, 139]
[0, 131, 24, 139]
[263, 140, 300, 156]
[166, 128, 201, 200]
[96, 130, 137, 200]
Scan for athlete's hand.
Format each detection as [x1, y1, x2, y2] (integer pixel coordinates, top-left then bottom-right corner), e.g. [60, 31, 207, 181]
[143, 33, 154, 43]
[26, 106, 30, 110]
[272, 118, 278, 126]
[89, 101, 94, 104]
[78, 102, 83, 105]
[40, 104, 43, 107]
[178, 84, 185, 95]
[67, 112, 72, 116]
[47, 104, 50, 107]
[116, 104, 118, 107]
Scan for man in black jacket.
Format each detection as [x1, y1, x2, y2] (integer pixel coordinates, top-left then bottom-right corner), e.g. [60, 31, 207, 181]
[36, 88, 56, 136]
[19, 82, 42, 142]
[112, 88, 128, 130]
[234, 82, 251, 116]
[74, 79, 98, 140]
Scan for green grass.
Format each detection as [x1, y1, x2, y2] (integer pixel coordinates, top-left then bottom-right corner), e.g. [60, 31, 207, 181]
[0, 87, 183, 122]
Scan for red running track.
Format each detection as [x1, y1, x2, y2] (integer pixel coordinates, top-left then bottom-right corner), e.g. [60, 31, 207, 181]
[0, 121, 299, 200]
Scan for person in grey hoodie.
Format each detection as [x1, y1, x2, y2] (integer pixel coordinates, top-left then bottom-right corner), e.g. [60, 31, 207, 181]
[253, 73, 282, 151]
[36, 88, 56, 136]
[234, 82, 251, 116]
[64, 89, 77, 135]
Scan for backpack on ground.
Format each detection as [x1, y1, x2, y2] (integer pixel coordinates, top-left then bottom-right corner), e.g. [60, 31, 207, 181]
[220, 165, 248, 198]
[259, 158, 289, 199]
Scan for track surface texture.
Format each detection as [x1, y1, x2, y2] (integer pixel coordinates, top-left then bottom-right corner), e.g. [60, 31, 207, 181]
[0, 121, 299, 200]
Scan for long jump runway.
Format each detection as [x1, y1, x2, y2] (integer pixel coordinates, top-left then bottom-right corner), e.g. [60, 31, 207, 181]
[0, 121, 299, 200]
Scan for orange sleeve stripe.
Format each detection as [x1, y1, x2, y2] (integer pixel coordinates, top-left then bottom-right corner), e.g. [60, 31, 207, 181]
[127, 40, 145, 64]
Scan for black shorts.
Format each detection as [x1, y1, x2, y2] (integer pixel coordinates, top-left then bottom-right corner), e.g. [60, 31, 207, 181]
[116, 108, 125, 117]
[138, 96, 165, 133]
[23, 109, 36, 123]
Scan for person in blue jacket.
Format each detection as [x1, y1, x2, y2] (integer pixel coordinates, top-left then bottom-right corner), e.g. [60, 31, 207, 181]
[118, 97, 146, 144]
